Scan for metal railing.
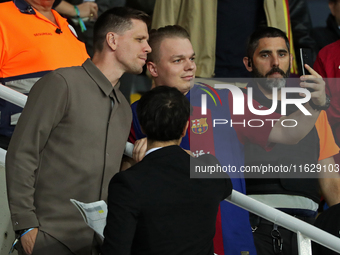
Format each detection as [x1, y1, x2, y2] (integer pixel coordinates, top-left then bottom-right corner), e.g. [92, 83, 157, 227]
[227, 190, 340, 254]
[1, 83, 340, 255]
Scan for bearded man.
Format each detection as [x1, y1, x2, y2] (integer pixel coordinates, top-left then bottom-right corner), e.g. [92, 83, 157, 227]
[241, 27, 340, 255]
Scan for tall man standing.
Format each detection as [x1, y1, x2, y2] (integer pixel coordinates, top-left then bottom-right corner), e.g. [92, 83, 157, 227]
[6, 7, 151, 255]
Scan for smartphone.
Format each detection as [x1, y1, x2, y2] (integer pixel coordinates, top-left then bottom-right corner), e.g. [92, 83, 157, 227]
[299, 48, 313, 76]
[299, 48, 315, 92]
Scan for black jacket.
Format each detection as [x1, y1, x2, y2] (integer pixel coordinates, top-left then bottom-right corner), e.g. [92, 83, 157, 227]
[311, 14, 340, 52]
[289, 0, 318, 74]
[102, 145, 232, 255]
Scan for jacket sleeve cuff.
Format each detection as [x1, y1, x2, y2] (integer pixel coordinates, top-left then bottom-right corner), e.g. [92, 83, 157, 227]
[11, 212, 39, 231]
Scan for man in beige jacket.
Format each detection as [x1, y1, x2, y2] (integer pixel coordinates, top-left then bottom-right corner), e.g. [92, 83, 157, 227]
[6, 7, 151, 255]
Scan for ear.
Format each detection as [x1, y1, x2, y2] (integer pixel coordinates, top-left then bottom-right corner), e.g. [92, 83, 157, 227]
[106, 32, 117, 51]
[181, 121, 189, 138]
[290, 53, 293, 69]
[147, 62, 158, 78]
[243, 57, 253, 72]
[329, 1, 336, 16]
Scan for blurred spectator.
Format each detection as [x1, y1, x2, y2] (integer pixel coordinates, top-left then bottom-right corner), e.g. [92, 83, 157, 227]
[126, 0, 155, 16]
[313, 203, 340, 255]
[311, 0, 340, 52]
[313, 40, 340, 166]
[0, 0, 88, 149]
[55, 0, 125, 56]
[55, 0, 99, 22]
[0, 0, 61, 7]
[151, 0, 316, 78]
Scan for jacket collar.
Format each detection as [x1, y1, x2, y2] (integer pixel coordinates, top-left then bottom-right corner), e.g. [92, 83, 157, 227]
[143, 145, 185, 161]
[82, 59, 121, 103]
[13, 0, 36, 14]
[327, 14, 340, 37]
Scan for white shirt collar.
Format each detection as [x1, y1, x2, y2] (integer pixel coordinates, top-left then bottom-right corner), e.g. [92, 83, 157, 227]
[145, 147, 162, 157]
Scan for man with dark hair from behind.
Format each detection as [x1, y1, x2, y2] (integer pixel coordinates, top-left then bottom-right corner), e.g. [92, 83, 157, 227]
[102, 86, 233, 255]
[6, 7, 151, 255]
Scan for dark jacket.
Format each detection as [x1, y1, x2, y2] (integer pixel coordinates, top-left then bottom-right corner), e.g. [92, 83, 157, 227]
[102, 145, 232, 255]
[313, 203, 340, 255]
[312, 14, 340, 52]
[289, 0, 318, 73]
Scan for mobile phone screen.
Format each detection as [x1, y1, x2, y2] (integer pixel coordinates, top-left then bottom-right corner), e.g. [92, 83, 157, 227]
[299, 48, 315, 91]
[299, 48, 313, 76]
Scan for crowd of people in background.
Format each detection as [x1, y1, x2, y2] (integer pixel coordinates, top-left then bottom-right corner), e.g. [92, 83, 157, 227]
[1, 0, 340, 255]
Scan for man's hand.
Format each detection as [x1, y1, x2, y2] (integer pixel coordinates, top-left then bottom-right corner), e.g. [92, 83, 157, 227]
[132, 138, 147, 163]
[77, 2, 98, 19]
[268, 64, 326, 145]
[21, 228, 38, 255]
[300, 64, 326, 107]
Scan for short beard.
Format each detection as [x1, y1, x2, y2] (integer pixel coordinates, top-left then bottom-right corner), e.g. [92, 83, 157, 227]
[252, 65, 290, 92]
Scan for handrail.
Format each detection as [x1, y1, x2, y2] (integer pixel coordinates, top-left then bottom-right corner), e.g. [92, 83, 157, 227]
[0, 84, 27, 108]
[227, 190, 340, 254]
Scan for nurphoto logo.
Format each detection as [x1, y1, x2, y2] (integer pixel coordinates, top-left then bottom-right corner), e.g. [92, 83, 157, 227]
[201, 84, 311, 116]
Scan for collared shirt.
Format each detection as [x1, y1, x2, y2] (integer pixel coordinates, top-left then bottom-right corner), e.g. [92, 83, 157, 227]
[145, 147, 162, 156]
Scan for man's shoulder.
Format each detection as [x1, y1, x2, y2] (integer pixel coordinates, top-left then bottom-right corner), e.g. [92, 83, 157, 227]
[54, 64, 86, 76]
[0, 2, 17, 17]
[192, 153, 220, 166]
[29, 64, 87, 96]
[44, 64, 87, 86]
[318, 39, 340, 59]
[190, 83, 230, 107]
[113, 147, 188, 188]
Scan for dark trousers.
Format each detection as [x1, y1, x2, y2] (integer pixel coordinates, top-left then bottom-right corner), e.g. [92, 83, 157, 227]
[250, 214, 315, 255]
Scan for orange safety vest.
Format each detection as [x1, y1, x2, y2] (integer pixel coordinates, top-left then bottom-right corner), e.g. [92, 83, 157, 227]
[0, 0, 89, 88]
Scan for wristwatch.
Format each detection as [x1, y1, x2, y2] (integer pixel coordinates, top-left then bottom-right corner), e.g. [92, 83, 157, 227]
[309, 94, 330, 111]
